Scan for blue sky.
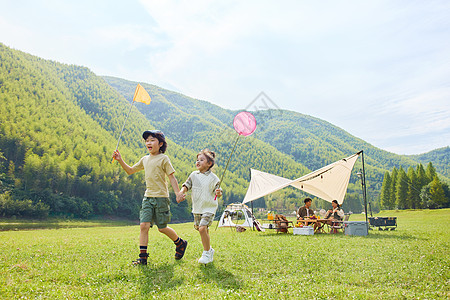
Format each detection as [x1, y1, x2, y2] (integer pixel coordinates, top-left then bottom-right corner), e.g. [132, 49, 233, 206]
[1, 0, 449, 155]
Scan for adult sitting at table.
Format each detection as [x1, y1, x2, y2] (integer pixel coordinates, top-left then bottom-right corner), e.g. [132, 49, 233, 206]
[325, 200, 345, 233]
[297, 198, 319, 230]
[297, 198, 314, 219]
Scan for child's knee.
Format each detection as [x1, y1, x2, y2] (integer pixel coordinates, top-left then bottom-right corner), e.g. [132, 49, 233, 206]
[157, 226, 168, 233]
[198, 225, 208, 233]
[140, 222, 151, 231]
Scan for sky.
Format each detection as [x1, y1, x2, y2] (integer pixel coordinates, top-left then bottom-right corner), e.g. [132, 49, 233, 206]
[1, 0, 449, 155]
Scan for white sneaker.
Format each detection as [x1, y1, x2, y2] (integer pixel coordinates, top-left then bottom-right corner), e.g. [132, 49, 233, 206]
[198, 248, 214, 264]
[208, 248, 214, 263]
[198, 251, 210, 264]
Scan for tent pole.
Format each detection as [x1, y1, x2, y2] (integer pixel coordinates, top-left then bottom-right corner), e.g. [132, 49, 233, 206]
[251, 202, 254, 231]
[361, 150, 369, 234]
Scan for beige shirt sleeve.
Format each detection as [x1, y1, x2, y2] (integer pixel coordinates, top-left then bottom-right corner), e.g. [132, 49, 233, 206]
[131, 156, 145, 172]
[162, 155, 175, 176]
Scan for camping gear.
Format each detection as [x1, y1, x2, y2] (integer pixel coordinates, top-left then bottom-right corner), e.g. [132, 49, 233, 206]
[328, 213, 351, 234]
[344, 221, 368, 236]
[236, 226, 246, 232]
[242, 152, 361, 205]
[368, 217, 397, 231]
[274, 214, 290, 233]
[217, 203, 256, 229]
[112, 84, 151, 163]
[293, 226, 314, 235]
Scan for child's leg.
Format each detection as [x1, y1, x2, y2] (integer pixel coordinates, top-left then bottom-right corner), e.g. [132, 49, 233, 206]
[133, 222, 151, 265]
[158, 226, 178, 241]
[198, 225, 210, 251]
[159, 226, 188, 260]
[139, 222, 151, 245]
[154, 197, 187, 259]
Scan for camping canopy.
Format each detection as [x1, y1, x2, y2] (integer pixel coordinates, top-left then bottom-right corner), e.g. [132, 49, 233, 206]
[242, 152, 361, 205]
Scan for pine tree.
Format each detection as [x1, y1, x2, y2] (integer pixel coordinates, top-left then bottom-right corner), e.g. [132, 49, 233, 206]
[406, 166, 420, 209]
[416, 163, 427, 190]
[396, 167, 408, 209]
[390, 167, 398, 208]
[429, 175, 446, 208]
[425, 162, 437, 183]
[380, 171, 393, 209]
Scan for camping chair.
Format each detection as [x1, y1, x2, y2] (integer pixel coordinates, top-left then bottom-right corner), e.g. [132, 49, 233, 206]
[274, 214, 292, 233]
[328, 213, 350, 234]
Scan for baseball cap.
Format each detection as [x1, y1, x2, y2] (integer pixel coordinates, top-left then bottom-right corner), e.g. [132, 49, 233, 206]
[143, 130, 165, 140]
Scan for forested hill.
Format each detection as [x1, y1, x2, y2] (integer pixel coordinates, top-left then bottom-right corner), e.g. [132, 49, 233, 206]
[408, 147, 449, 178]
[103, 77, 449, 200]
[0, 43, 309, 219]
[0, 43, 448, 220]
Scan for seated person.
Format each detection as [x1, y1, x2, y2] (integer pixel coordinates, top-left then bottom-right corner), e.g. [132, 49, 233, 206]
[297, 198, 314, 219]
[324, 200, 345, 225]
[297, 198, 319, 230]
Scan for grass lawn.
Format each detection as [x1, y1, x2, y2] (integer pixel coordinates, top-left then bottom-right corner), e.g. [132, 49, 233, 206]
[1, 209, 449, 299]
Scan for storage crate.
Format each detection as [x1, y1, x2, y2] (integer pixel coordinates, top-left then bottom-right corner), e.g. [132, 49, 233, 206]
[293, 226, 314, 235]
[344, 221, 368, 236]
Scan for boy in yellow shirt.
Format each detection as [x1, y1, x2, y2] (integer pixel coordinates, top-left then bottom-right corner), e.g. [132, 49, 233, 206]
[112, 130, 187, 265]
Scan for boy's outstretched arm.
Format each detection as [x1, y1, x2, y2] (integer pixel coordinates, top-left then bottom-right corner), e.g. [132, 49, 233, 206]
[112, 150, 137, 175]
[168, 173, 185, 203]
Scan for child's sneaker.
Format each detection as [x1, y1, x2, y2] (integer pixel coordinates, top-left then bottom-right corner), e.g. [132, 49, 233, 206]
[208, 248, 214, 263]
[198, 248, 214, 264]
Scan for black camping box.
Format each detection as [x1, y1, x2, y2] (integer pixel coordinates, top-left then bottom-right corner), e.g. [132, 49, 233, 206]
[368, 217, 397, 231]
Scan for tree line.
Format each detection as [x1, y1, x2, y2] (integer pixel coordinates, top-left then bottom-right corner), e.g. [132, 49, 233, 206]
[379, 162, 449, 209]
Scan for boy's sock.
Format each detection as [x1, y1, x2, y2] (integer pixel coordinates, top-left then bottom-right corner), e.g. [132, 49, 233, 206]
[140, 245, 148, 254]
[174, 237, 182, 246]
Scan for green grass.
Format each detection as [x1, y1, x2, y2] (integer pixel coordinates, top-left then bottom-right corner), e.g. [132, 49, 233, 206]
[1, 209, 449, 299]
[0, 218, 136, 231]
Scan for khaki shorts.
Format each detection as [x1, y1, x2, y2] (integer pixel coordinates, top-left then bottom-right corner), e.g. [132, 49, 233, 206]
[140, 197, 171, 229]
[193, 213, 215, 230]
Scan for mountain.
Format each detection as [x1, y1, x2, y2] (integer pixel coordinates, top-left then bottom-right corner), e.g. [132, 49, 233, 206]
[408, 147, 450, 179]
[0, 43, 448, 220]
[103, 76, 450, 204]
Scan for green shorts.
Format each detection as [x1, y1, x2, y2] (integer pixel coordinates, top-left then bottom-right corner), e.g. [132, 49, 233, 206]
[140, 197, 171, 229]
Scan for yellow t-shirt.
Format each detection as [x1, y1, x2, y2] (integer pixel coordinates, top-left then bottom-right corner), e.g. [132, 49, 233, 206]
[131, 154, 175, 198]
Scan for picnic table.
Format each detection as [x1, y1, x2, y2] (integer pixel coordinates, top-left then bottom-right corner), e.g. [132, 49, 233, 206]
[261, 219, 294, 233]
[296, 218, 329, 233]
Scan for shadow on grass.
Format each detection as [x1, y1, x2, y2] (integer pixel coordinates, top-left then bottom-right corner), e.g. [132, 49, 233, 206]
[199, 263, 241, 290]
[139, 262, 184, 296]
[365, 232, 426, 240]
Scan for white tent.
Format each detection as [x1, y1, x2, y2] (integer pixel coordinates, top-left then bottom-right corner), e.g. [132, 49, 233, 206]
[243, 152, 361, 205]
[218, 203, 255, 228]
